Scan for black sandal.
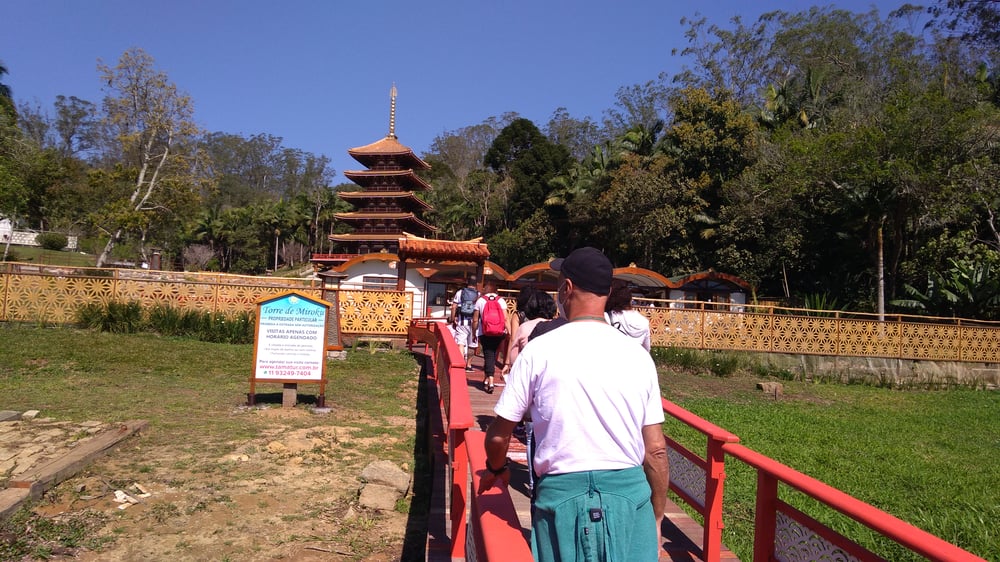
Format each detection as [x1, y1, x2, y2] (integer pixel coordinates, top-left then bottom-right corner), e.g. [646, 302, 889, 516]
[486, 383, 495, 394]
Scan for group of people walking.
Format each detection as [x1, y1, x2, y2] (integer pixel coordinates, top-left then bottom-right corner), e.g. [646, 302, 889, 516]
[448, 247, 667, 561]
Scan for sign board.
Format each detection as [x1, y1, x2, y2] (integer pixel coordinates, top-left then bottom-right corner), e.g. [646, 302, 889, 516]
[249, 291, 331, 406]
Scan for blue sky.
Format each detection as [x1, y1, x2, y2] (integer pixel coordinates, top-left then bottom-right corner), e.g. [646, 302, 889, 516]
[4, 0, 908, 181]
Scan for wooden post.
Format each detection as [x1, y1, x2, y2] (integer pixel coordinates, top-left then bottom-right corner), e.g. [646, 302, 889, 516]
[282, 383, 297, 408]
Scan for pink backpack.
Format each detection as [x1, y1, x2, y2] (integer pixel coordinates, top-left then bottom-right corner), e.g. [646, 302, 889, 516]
[481, 295, 506, 336]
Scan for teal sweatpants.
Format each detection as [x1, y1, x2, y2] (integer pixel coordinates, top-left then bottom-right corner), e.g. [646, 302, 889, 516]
[531, 466, 658, 562]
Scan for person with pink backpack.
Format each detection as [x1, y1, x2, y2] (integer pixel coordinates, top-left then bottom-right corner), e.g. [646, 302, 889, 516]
[471, 280, 508, 393]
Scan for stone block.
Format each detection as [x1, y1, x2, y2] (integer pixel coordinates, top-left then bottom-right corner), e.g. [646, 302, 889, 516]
[756, 381, 784, 397]
[358, 483, 400, 511]
[361, 460, 410, 494]
[0, 411, 20, 422]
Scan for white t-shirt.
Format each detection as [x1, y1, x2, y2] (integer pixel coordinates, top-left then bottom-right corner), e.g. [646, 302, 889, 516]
[473, 293, 507, 337]
[494, 320, 664, 476]
[605, 309, 651, 351]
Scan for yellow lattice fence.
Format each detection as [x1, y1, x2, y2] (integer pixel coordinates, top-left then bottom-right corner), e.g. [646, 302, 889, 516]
[643, 305, 1000, 363]
[3, 263, 998, 356]
[0, 264, 411, 336]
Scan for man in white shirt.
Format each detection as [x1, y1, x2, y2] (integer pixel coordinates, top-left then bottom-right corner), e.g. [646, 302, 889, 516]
[479, 246, 669, 561]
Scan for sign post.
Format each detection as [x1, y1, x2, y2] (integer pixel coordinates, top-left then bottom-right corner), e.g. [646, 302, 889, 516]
[249, 291, 331, 407]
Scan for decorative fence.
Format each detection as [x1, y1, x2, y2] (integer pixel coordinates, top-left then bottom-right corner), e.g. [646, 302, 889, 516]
[0, 263, 413, 336]
[3, 262, 999, 362]
[643, 304, 1000, 364]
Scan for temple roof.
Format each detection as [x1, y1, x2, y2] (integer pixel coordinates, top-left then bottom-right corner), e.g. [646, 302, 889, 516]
[347, 136, 430, 170]
[333, 211, 437, 232]
[343, 169, 432, 190]
[397, 233, 490, 262]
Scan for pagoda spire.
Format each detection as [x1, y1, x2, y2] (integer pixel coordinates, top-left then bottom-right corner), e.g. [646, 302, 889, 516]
[388, 83, 397, 139]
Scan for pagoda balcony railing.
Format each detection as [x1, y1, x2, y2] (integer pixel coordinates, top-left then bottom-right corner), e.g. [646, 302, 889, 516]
[309, 253, 355, 262]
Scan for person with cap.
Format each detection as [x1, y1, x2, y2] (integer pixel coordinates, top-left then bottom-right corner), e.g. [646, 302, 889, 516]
[479, 246, 669, 562]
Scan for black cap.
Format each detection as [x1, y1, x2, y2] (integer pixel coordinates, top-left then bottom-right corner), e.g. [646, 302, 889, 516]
[550, 247, 613, 295]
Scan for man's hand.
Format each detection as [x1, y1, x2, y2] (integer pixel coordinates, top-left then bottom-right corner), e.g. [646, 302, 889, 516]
[481, 416, 518, 494]
[642, 424, 670, 522]
[477, 465, 511, 494]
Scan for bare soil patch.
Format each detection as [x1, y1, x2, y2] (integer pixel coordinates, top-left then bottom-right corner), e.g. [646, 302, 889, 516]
[15, 403, 424, 562]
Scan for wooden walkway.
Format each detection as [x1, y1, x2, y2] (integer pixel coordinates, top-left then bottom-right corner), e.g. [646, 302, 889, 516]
[460, 355, 740, 561]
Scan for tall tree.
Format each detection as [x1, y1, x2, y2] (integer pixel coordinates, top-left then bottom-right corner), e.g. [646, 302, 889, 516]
[93, 48, 204, 267]
[928, 0, 1000, 50]
[601, 80, 670, 140]
[0, 60, 14, 124]
[53, 95, 97, 158]
[544, 108, 603, 161]
[484, 118, 572, 231]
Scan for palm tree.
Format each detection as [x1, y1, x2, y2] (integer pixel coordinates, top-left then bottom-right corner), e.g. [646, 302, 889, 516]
[894, 259, 1000, 320]
[0, 60, 15, 123]
[619, 120, 665, 158]
[0, 61, 12, 99]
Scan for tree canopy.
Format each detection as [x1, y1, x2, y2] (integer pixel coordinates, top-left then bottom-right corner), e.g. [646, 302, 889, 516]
[2, 2, 999, 319]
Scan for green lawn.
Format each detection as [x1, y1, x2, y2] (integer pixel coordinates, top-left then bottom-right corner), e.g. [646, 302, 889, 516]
[661, 370, 999, 561]
[2, 245, 99, 267]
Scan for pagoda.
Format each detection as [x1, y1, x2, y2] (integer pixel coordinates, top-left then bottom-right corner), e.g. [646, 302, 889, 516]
[324, 85, 436, 260]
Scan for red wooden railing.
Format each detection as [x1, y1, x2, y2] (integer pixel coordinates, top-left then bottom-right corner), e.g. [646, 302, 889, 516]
[407, 318, 987, 562]
[661, 398, 741, 561]
[721, 443, 986, 562]
[408, 319, 532, 561]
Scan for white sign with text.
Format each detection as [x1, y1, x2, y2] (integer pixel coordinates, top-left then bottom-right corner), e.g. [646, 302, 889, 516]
[254, 293, 328, 381]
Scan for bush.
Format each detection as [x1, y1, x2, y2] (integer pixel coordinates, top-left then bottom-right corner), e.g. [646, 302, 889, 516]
[708, 351, 742, 377]
[36, 232, 69, 251]
[652, 346, 743, 377]
[80, 301, 257, 344]
[651, 346, 708, 369]
[75, 300, 144, 333]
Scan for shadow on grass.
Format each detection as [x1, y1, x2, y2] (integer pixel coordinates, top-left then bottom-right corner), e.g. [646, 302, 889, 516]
[400, 351, 433, 561]
[244, 391, 322, 406]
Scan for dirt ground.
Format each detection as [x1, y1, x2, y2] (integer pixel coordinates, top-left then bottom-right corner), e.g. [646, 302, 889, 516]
[22, 405, 424, 562]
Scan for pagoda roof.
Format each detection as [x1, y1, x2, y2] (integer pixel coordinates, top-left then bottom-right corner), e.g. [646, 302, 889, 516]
[343, 169, 433, 190]
[338, 190, 432, 210]
[348, 135, 430, 170]
[333, 211, 437, 232]
[398, 234, 490, 262]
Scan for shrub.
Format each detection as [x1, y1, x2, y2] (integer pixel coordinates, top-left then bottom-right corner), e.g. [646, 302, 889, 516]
[709, 352, 742, 377]
[133, 302, 255, 343]
[75, 300, 144, 333]
[103, 301, 145, 333]
[75, 302, 105, 329]
[36, 232, 69, 251]
[651, 346, 705, 369]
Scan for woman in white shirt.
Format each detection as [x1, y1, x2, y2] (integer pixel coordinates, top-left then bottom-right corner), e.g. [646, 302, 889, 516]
[605, 279, 651, 351]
